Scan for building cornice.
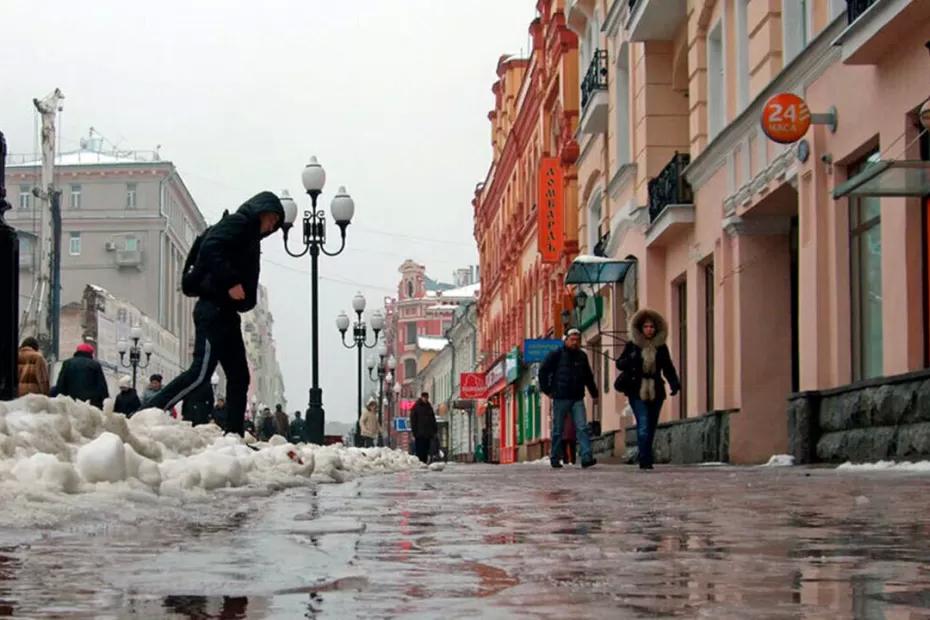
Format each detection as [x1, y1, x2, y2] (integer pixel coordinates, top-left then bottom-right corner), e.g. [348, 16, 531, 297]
[684, 16, 845, 190]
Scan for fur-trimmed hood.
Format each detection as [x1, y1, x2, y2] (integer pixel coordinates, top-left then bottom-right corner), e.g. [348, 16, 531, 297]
[629, 308, 668, 348]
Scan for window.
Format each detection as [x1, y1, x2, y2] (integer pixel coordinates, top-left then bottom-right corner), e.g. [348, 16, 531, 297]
[70, 184, 82, 209]
[735, 0, 750, 111]
[69, 232, 81, 256]
[677, 279, 688, 419]
[405, 322, 417, 344]
[406, 280, 414, 298]
[707, 21, 725, 139]
[19, 185, 31, 209]
[404, 358, 417, 381]
[126, 183, 137, 209]
[851, 151, 883, 380]
[615, 44, 631, 166]
[588, 191, 602, 253]
[125, 237, 139, 252]
[705, 263, 715, 411]
[783, 0, 809, 64]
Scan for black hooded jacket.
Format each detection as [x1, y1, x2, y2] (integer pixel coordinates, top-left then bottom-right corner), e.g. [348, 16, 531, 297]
[55, 351, 109, 409]
[196, 192, 284, 313]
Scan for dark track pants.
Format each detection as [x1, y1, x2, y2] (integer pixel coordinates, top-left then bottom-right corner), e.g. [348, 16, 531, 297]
[147, 299, 249, 435]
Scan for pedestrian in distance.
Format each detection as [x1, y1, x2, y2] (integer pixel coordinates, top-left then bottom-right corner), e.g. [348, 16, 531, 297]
[17, 336, 50, 397]
[410, 392, 438, 464]
[539, 328, 598, 469]
[113, 375, 142, 417]
[144, 192, 285, 436]
[615, 309, 681, 471]
[289, 411, 308, 443]
[243, 415, 256, 438]
[55, 342, 109, 410]
[260, 407, 275, 441]
[359, 399, 380, 448]
[142, 374, 163, 405]
[212, 397, 228, 431]
[273, 404, 289, 438]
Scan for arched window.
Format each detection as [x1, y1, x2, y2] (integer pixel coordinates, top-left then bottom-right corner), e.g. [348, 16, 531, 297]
[406, 280, 414, 298]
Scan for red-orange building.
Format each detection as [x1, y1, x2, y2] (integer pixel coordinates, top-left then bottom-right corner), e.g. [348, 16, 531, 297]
[473, 0, 580, 463]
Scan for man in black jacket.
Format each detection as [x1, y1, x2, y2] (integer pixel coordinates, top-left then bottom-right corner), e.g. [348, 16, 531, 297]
[409, 392, 437, 464]
[55, 343, 109, 409]
[538, 328, 598, 469]
[146, 192, 284, 436]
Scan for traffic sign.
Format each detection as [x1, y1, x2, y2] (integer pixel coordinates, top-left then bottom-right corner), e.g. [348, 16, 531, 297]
[761, 93, 811, 144]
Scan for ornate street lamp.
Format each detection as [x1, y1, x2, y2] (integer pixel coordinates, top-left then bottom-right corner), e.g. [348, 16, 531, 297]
[117, 325, 153, 390]
[281, 157, 355, 445]
[337, 295, 382, 444]
[389, 380, 402, 448]
[367, 345, 396, 447]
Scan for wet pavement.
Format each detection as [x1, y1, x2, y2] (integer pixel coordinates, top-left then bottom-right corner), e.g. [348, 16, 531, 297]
[2, 463, 930, 618]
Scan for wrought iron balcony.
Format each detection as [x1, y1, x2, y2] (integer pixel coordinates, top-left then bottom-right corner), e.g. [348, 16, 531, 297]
[581, 50, 608, 111]
[847, 0, 879, 24]
[647, 152, 693, 222]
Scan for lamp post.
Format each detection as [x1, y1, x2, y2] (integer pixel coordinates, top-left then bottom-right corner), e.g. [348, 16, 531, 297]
[367, 345, 396, 447]
[117, 326, 153, 391]
[337, 294, 383, 444]
[280, 157, 355, 445]
[390, 381, 402, 448]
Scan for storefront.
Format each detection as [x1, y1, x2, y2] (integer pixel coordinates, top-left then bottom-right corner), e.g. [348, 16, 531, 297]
[483, 358, 506, 464]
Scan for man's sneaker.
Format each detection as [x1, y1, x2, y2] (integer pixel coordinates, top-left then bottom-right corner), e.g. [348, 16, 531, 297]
[550, 461, 563, 469]
[581, 458, 597, 469]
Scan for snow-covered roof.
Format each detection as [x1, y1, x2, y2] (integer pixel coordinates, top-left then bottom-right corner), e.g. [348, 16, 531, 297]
[417, 336, 448, 352]
[437, 282, 479, 298]
[9, 148, 164, 168]
[572, 254, 617, 264]
[427, 304, 458, 312]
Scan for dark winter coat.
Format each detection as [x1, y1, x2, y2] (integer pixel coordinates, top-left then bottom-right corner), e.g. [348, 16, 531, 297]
[289, 418, 308, 443]
[55, 351, 109, 409]
[410, 400, 438, 440]
[260, 414, 276, 440]
[194, 192, 285, 313]
[114, 388, 141, 416]
[18, 346, 50, 396]
[274, 410, 289, 437]
[539, 346, 599, 401]
[616, 309, 681, 402]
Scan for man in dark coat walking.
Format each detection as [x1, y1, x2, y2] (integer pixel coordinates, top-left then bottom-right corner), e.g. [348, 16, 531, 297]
[409, 392, 438, 464]
[55, 343, 109, 409]
[145, 192, 285, 436]
[539, 328, 599, 469]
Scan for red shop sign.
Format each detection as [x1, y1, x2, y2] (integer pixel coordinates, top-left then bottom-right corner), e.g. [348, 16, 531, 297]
[761, 92, 812, 144]
[460, 372, 487, 399]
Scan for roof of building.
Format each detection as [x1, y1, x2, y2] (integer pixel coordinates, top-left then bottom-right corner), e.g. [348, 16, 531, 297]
[417, 335, 449, 352]
[437, 282, 480, 298]
[8, 148, 166, 168]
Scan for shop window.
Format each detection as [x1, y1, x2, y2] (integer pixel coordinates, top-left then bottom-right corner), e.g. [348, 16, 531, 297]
[850, 151, 883, 380]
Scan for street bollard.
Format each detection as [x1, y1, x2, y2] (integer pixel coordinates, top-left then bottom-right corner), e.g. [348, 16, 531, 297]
[0, 131, 20, 401]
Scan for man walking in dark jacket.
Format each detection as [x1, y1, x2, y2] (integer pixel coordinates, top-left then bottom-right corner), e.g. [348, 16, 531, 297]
[409, 392, 437, 464]
[55, 343, 109, 409]
[145, 192, 285, 436]
[539, 328, 599, 469]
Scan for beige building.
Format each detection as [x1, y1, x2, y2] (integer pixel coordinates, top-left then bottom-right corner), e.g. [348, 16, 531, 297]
[6, 141, 207, 369]
[241, 284, 287, 414]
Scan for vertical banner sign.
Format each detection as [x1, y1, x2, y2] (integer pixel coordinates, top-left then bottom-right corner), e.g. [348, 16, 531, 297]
[538, 157, 564, 263]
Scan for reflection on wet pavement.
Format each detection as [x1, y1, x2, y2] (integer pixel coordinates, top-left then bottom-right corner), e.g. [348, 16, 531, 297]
[1, 464, 930, 618]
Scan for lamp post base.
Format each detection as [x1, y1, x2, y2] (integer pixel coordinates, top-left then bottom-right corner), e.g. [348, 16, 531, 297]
[307, 387, 324, 445]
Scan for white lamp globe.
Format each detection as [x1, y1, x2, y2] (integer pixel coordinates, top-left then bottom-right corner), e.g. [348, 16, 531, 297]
[385, 371, 394, 384]
[376, 342, 388, 359]
[352, 292, 366, 314]
[387, 355, 397, 370]
[336, 311, 351, 332]
[142, 341, 154, 355]
[280, 190, 298, 228]
[366, 355, 377, 371]
[331, 186, 355, 225]
[130, 326, 143, 341]
[370, 310, 385, 332]
[393, 383, 402, 395]
[117, 339, 128, 354]
[301, 156, 326, 193]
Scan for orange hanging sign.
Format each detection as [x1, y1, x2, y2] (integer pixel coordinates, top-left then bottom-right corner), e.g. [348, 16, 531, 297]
[538, 157, 564, 263]
[761, 93, 812, 144]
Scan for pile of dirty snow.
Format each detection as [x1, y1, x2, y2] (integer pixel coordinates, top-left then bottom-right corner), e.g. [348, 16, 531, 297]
[0, 395, 423, 502]
[761, 454, 795, 467]
[836, 460, 930, 473]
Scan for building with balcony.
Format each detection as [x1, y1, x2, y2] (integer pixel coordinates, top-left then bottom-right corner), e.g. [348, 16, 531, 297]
[5, 137, 207, 370]
[473, 0, 582, 464]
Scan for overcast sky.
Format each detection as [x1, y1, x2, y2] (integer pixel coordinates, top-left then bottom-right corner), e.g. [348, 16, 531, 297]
[1, 0, 534, 423]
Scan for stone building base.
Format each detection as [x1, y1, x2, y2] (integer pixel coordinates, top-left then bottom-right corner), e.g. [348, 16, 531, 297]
[623, 410, 734, 464]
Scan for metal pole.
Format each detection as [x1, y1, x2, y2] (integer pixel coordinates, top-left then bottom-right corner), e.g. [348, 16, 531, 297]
[356, 333, 362, 444]
[377, 371, 384, 447]
[49, 189, 61, 362]
[306, 194, 324, 445]
[131, 358, 137, 391]
[0, 131, 19, 401]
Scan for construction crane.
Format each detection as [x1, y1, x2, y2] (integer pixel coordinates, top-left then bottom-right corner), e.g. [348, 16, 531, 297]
[22, 88, 64, 362]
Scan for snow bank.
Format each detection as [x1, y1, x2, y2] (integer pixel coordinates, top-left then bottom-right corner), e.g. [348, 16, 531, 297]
[0, 395, 423, 503]
[836, 460, 930, 473]
[761, 454, 795, 467]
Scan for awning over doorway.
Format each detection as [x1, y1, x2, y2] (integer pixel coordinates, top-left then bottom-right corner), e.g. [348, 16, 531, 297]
[833, 160, 930, 199]
[565, 255, 635, 285]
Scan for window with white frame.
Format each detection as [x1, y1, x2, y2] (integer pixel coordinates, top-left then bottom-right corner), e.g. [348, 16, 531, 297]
[126, 183, 137, 209]
[782, 0, 809, 64]
[707, 21, 725, 139]
[69, 232, 81, 256]
[736, 0, 750, 111]
[588, 191, 602, 253]
[19, 185, 30, 209]
[615, 43, 631, 166]
[70, 184, 82, 209]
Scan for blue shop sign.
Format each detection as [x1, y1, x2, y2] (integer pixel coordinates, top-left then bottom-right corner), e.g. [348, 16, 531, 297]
[523, 338, 562, 363]
[394, 418, 410, 432]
